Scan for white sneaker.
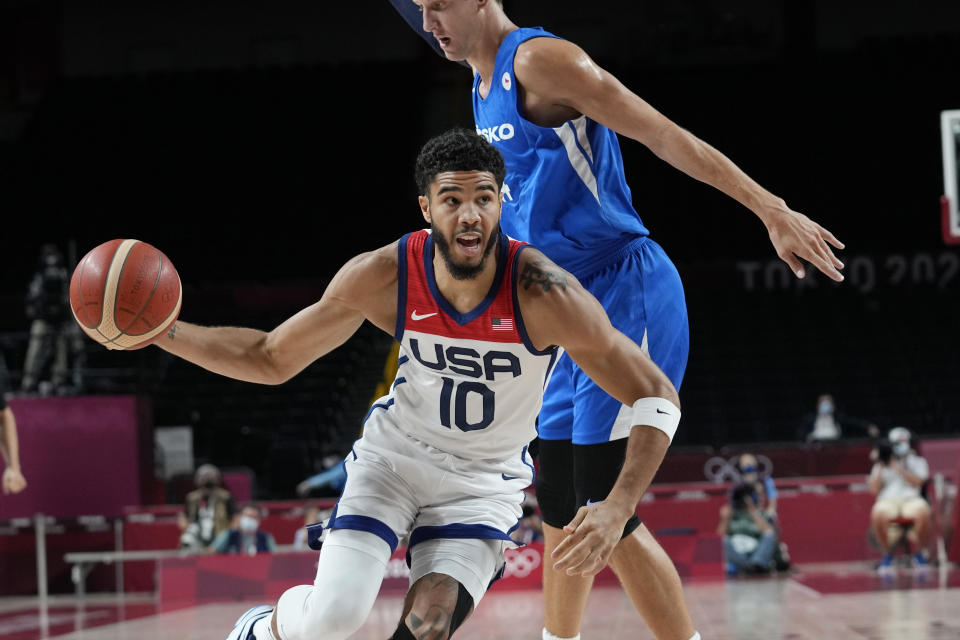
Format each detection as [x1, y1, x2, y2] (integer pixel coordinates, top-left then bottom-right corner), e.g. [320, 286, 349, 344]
[225, 604, 274, 640]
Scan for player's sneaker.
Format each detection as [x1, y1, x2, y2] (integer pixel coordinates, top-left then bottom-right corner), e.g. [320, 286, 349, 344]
[225, 604, 274, 640]
[912, 552, 931, 570]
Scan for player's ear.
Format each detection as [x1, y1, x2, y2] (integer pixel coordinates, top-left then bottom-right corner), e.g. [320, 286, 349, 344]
[419, 195, 431, 224]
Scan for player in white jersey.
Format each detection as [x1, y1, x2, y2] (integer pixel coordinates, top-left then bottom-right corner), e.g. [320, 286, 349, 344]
[139, 128, 687, 640]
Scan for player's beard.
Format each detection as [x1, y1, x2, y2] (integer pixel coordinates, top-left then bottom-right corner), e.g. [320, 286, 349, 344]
[431, 225, 499, 281]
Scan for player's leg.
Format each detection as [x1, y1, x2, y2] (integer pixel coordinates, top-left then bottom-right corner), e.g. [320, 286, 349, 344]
[270, 529, 392, 640]
[544, 238, 695, 640]
[570, 440, 696, 640]
[238, 411, 420, 640]
[534, 357, 589, 639]
[608, 525, 697, 640]
[391, 537, 505, 639]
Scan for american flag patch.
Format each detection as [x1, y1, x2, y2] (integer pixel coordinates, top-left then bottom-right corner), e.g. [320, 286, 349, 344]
[491, 318, 513, 331]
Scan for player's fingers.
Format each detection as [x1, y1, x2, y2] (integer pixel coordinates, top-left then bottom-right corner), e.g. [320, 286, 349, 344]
[560, 545, 594, 575]
[805, 243, 844, 282]
[579, 550, 608, 577]
[778, 251, 805, 279]
[820, 227, 845, 250]
[553, 534, 594, 570]
[560, 507, 588, 535]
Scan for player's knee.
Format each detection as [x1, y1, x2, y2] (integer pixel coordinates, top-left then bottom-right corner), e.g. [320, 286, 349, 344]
[396, 575, 473, 639]
[278, 584, 368, 640]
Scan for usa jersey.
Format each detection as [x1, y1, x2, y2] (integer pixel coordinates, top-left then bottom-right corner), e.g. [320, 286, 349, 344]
[472, 27, 649, 280]
[384, 230, 560, 461]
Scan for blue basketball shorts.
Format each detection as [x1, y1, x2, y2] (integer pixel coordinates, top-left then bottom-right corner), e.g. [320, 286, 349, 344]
[537, 236, 689, 445]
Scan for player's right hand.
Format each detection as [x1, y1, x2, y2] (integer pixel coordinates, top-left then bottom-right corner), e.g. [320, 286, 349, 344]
[765, 206, 845, 282]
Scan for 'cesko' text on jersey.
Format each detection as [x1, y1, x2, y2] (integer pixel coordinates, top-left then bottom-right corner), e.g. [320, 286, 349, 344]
[477, 123, 515, 143]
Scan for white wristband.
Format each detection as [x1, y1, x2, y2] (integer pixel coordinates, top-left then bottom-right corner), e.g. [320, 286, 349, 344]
[631, 397, 681, 443]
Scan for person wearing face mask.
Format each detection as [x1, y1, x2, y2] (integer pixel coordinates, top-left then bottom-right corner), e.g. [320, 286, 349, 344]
[212, 504, 278, 556]
[802, 393, 879, 442]
[868, 427, 932, 572]
[178, 463, 238, 551]
[716, 453, 790, 576]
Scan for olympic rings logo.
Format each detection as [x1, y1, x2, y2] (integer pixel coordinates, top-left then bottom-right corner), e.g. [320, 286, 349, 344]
[703, 454, 773, 483]
[502, 547, 542, 579]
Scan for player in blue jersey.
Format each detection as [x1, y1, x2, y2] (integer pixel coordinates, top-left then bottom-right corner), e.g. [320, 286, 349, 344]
[119, 128, 691, 640]
[390, 2, 846, 640]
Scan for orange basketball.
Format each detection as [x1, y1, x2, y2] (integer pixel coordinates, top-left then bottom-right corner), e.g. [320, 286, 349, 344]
[69, 239, 182, 350]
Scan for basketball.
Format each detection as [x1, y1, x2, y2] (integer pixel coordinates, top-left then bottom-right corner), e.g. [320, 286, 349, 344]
[69, 239, 182, 350]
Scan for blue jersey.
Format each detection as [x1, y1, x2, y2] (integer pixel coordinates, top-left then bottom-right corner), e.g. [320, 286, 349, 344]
[472, 27, 649, 280]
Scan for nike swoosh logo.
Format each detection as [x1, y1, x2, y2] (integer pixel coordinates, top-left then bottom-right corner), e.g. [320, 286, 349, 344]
[502, 473, 521, 481]
[656, 408, 671, 415]
[586, 499, 602, 506]
[411, 310, 438, 321]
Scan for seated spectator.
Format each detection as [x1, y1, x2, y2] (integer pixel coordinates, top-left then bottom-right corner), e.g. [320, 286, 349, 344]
[735, 453, 791, 572]
[292, 503, 331, 551]
[178, 463, 237, 551]
[735, 453, 778, 520]
[800, 393, 879, 442]
[211, 503, 277, 555]
[717, 481, 781, 576]
[295, 453, 347, 498]
[868, 426, 932, 572]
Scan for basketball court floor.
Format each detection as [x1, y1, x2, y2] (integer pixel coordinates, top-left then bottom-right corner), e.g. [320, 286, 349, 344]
[1, 561, 959, 640]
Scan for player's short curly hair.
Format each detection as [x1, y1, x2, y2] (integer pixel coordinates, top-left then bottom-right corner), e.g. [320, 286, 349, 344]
[414, 127, 506, 196]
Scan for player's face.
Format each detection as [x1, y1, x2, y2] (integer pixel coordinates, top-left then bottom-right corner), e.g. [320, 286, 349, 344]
[413, 0, 482, 61]
[420, 170, 501, 280]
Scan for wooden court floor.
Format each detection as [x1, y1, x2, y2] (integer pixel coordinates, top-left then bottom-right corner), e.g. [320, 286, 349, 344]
[2, 561, 959, 640]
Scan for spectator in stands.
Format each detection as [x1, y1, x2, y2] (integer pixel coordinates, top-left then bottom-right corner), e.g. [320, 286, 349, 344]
[868, 426, 932, 572]
[735, 453, 778, 519]
[735, 452, 791, 572]
[295, 452, 347, 498]
[716, 479, 782, 576]
[178, 463, 237, 551]
[801, 393, 879, 442]
[21, 243, 84, 396]
[0, 351, 27, 495]
[293, 503, 331, 551]
[212, 503, 278, 556]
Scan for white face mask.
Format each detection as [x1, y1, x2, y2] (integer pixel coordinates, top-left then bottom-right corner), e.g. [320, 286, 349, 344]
[818, 401, 833, 414]
[239, 515, 258, 532]
[892, 442, 909, 457]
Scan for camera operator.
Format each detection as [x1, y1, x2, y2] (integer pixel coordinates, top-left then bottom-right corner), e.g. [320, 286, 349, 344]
[716, 480, 780, 576]
[868, 426, 931, 571]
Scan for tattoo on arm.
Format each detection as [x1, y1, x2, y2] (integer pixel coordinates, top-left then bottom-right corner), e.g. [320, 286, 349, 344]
[166, 323, 177, 340]
[519, 260, 567, 292]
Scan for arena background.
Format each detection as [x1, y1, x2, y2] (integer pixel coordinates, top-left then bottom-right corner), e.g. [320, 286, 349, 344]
[0, 0, 958, 500]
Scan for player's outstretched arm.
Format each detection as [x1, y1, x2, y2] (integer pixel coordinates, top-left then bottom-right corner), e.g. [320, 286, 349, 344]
[513, 38, 845, 282]
[517, 249, 678, 576]
[156, 244, 399, 385]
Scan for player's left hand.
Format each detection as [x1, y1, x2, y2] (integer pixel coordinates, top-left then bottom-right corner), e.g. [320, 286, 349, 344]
[765, 205, 845, 282]
[551, 502, 630, 577]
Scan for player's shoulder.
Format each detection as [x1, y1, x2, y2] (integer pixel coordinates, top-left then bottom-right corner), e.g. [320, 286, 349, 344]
[332, 240, 400, 295]
[514, 34, 588, 75]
